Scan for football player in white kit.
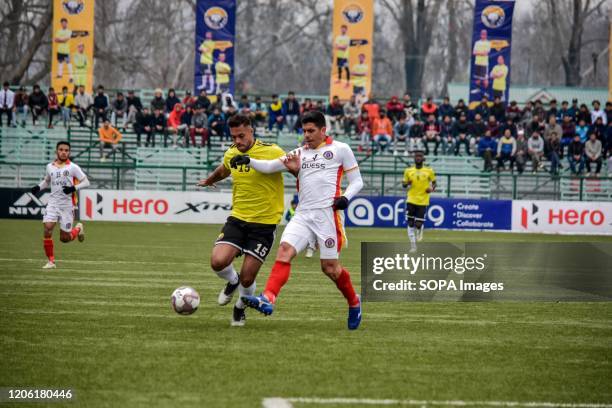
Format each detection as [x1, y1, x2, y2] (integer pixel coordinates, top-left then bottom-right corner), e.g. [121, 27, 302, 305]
[231, 111, 364, 330]
[30, 141, 90, 269]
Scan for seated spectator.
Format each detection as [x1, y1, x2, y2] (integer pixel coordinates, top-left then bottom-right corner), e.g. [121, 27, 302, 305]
[126, 90, 143, 129]
[496, 129, 516, 171]
[167, 103, 185, 148]
[533, 99, 545, 122]
[238, 94, 252, 116]
[402, 93, 416, 119]
[315, 100, 325, 112]
[134, 107, 153, 147]
[151, 108, 167, 147]
[14, 86, 28, 127]
[474, 96, 491, 121]
[420, 97, 438, 121]
[74, 85, 92, 127]
[182, 90, 195, 108]
[98, 119, 122, 161]
[409, 119, 424, 153]
[514, 130, 528, 174]
[526, 114, 544, 137]
[93, 85, 109, 128]
[560, 115, 576, 155]
[268, 94, 284, 131]
[506, 100, 521, 123]
[221, 94, 238, 118]
[438, 96, 454, 121]
[588, 117, 606, 144]
[500, 117, 517, 138]
[478, 130, 497, 172]
[195, 89, 211, 113]
[208, 106, 227, 139]
[490, 96, 505, 122]
[591, 100, 606, 125]
[150, 88, 165, 112]
[0, 81, 15, 127]
[439, 115, 454, 155]
[343, 95, 359, 136]
[57, 86, 74, 128]
[28, 85, 47, 126]
[180, 105, 194, 147]
[326, 95, 344, 135]
[486, 115, 500, 138]
[386, 95, 404, 122]
[357, 110, 372, 152]
[546, 99, 559, 122]
[301, 98, 315, 114]
[567, 134, 585, 175]
[544, 115, 562, 142]
[585, 133, 602, 175]
[521, 101, 534, 127]
[190, 105, 209, 148]
[165, 89, 181, 114]
[423, 114, 441, 155]
[527, 131, 545, 172]
[470, 113, 486, 152]
[372, 110, 392, 153]
[111, 92, 128, 129]
[452, 113, 471, 156]
[253, 96, 267, 127]
[47, 87, 60, 129]
[454, 99, 468, 120]
[576, 104, 591, 124]
[568, 99, 579, 121]
[362, 95, 380, 124]
[393, 114, 411, 156]
[546, 131, 562, 175]
[283, 91, 301, 132]
[576, 119, 589, 143]
[558, 101, 571, 122]
[606, 101, 612, 126]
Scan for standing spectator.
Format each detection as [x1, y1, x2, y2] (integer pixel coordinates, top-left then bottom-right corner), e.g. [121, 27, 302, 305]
[576, 119, 589, 143]
[590, 100, 606, 125]
[150, 88, 166, 112]
[343, 95, 359, 136]
[47, 87, 60, 129]
[585, 133, 602, 175]
[98, 119, 122, 161]
[111, 92, 128, 129]
[151, 108, 167, 147]
[576, 104, 591, 124]
[357, 110, 372, 152]
[208, 106, 226, 139]
[167, 103, 185, 148]
[326, 95, 344, 135]
[182, 90, 195, 108]
[372, 110, 392, 153]
[165, 89, 180, 114]
[134, 107, 153, 147]
[0, 81, 15, 126]
[496, 129, 516, 171]
[452, 113, 471, 156]
[478, 130, 497, 172]
[393, 115, 411, 156]
[74, 85, 93, 127]
[454, 99, 468, 120]
[560, 115, 576, 155]
[14, 86, 28, 127]
[438, 96, 454, 121]
[547, 132, 562, 175]
[190, 105, 209, 147]
[282, 91, 300, 132]
[490, 96, 506, 122]
[195, 89, 211, 113]
[268, 94, 284, 131]
[386, 95, 404, 122]
[514, 131, 528, 174]
[57, 86, 74, 128]
[420, 97, 438, 120]
[544, 115, 562, 142]
[567, 134, 585, 175]
[527, 131, 545, 172]
[93, 85, 109, 128]
[423, 114, 441, 155]
[126, 90, 143, 129]
[28, 85, 47, 126]
[439, 115, 454, 155]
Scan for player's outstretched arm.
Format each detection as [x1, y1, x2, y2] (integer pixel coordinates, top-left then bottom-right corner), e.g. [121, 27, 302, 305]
[197, 163, 230, 188]
[232, 153, 297, 175]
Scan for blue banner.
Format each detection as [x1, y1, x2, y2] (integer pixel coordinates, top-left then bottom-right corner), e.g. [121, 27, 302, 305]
[468, 0, 515, 109]
[194, 0, 236, 97]
[345, 196, 512, 231]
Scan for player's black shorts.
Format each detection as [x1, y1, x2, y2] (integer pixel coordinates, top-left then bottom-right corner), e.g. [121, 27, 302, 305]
[201, 63, 212, 73]
[473, 64, 488, 80]
[406, 203, 427, 222]
[57, 53, 70, 63]
[337, 57, 348, 68]
[215, 216, 276, 263]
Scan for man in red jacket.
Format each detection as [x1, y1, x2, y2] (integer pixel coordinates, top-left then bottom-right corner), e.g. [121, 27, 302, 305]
[167, 103, 185, 148]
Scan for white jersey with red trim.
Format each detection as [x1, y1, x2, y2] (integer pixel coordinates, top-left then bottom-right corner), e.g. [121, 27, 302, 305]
[293, 138, 358, 210]
[45, 161, 86, 208]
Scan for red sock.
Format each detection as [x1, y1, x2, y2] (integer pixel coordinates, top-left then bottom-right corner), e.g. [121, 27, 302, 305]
[43, 238, 55, 263]
[336, 268, 359, 307]
[69, 226, 81, 241]
[263, 261, 291, 303]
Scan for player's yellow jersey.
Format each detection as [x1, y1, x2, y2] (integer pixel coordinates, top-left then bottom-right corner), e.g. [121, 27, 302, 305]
[199, 40, 215, 65]
[473, 40, 490, 66]
[215, 61, 231, 84]
[56, 29, 72, 54]
[223, 140, 285, 225]
[491, 64, 508, 91]
[335, 35, 350, 59]
[352, 63, 368, 87]
[403, 166, 436, 206]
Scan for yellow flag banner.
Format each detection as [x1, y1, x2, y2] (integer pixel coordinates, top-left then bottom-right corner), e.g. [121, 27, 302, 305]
[329, 0, 374, 101]
[51, 0, 95, 92]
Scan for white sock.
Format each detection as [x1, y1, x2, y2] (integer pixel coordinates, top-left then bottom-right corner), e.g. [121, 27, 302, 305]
[407, 226, 416, 247]
[214, 264, 238, 284]
[235, 282, 256, 309]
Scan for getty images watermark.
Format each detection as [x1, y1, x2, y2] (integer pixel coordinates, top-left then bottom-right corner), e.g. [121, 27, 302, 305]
[360, 242, 612, 302]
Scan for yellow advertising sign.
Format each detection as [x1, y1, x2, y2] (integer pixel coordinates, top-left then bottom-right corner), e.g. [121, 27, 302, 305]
[51, 0, 95, 92]
[329, 0, 374, 101]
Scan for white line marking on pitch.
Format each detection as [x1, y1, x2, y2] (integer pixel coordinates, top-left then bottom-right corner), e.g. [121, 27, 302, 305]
[262, 397, 612, 408]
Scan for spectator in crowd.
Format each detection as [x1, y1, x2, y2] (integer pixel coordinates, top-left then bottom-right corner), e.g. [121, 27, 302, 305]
[0, 81, 15, 126]
[567, 133, 585, 175]
[268, 94, 284, 131]
[98, 119, 122, 161]
[195, 89, 211, 113]
[478, 130, 497, 172]
[182, 90, 195, 108]
[14, 86, 28, 127]
[547, 131, 562, 175]
[514, 130, 528, 174]
[326, 95, 344, 135]
[208, 106, 226, 139]
[496, 128, 516, 172]
[180, 105, 194, 147]
[57, 86, 74, 128]
[533, 100, 546, 122]
[47, 87, 60, 129]
[372, 110, 392, 153]
[500, 117, 517, 138]
[490, 96, 506, 122]
[165, 89, 181, 114]
[150, 108, 167, 147]
[568, 98, 579, 121]
[605, 101, 612, 125]
[409, 119, 424, 153]
[439, 115, 454, 155]
[357, 110, 372, 152]
[585, 132, 602, 175]
[576, 104, 591, 124]
[150, 88, 165, 112]
[576, 119, 589, 143]
[547, 99, 559, 121]
[362, 95, 380, 124]
[474, 96, 491, 120]
[402, 93, 416, 119]
[420, 96, 438, 120]
[393, 114, 411, 156]
[560, 115, 576, 154]
[315, 100, 325, 112]
[111, 92, 128, 129]
[453, 113, 471, 156]
[301, 98, 315, 114]
[343, 95, 359, 136]
[28, 85, 47, 126]
[486, 115, 500, 138]
[423, 114, 441, 155]
[589, 117, 606, 143]
[134, 107, 153, 147]
[521, 101, 533, 127]
[386, 95, 404, 122]
[126, 90, 143, 128]
[74, 85, 93, 127]
[470, 113, 486, 153]
[454, 99, 468, 120]
[527, 131, 545, 172]
[238, 94, 252, 116]
[526, 114, 544, 137]
[283, 91, 300, 132]
[167, 103, 185, 148]
[221, 94, 238, 115]
[558, 100, 571, 121]
[591, 100, 606, 125]
[253, 96, 267, 127]
[190, 105, 209, 148]
[544, 115, 562, 142]
[438, 96, 454, 121]
[93, 85, 109, 128]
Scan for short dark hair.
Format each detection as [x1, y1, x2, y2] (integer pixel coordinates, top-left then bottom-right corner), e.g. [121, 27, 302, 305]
[60, 18, 67, 23]
[301, 111, 326, 128]
[2, 81, 8, 87]
[227, 113, 252, 128]
[56, 141, 71, 149]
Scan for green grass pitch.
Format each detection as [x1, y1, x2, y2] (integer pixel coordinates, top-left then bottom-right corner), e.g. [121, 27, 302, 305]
[0, 219, 611, 407]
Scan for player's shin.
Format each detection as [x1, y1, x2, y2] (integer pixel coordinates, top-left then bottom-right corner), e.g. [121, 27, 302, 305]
[336, 268, 359, 307]
[235, 282, 256, 309]
[263, 260, 291, 304]
[214, 263, 239, 284]
[43, 238, 55, 263]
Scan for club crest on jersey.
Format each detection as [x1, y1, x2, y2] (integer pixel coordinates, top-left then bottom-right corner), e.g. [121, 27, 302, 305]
[324, 238, 335, 248]
[481, 5, 505, 29]
[323, 151, 334, 160]
[205, 7, 229, 30]
[342, 4, 364, 24]
[63, 170, 70, 176]
[62, 0, 85, 15]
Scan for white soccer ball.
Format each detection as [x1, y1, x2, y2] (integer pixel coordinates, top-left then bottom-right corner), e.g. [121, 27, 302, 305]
[171, 287, 200, 315]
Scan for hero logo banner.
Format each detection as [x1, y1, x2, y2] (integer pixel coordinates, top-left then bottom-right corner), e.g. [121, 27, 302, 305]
[512, 200, 612, 235]
[0, 188, 51, 219]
